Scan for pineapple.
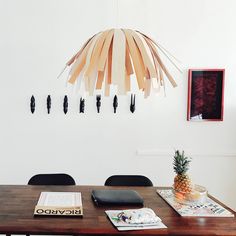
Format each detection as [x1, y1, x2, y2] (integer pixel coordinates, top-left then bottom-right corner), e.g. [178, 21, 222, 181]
[173, 150, 193, 193]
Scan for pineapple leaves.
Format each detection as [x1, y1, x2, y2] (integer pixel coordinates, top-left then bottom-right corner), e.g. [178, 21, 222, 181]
[173, 150, 191, 175]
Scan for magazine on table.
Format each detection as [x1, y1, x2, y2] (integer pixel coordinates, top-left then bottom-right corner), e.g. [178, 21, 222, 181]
[34, 192, 83, 216]
[105, 208, 167, 231]
[157, 189, 234, 217]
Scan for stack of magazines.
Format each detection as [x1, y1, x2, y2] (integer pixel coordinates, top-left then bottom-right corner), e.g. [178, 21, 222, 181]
[105, 208, 167, 231]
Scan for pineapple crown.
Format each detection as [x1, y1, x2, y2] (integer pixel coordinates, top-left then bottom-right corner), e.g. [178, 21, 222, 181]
[173, 150, 191, 175]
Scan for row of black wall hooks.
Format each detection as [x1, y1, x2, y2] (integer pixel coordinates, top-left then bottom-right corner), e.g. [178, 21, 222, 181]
[30, 94, 136, 114]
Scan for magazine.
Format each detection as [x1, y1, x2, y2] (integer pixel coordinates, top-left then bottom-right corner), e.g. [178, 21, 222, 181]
[34, 192, 83, 216]
[105, 208, 167, 231]
[157, 189, 234, 217]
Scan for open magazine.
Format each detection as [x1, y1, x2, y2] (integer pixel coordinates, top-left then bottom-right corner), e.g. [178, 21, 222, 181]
[34, 192, 83, 216]
[157, 189, 234, 217]
[105, 208, 167, 231]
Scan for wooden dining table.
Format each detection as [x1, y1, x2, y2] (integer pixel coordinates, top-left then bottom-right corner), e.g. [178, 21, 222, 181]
[0, 185, 235, 236]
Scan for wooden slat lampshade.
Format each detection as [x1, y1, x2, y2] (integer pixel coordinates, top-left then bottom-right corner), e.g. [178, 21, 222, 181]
[63, 29, 179, 98]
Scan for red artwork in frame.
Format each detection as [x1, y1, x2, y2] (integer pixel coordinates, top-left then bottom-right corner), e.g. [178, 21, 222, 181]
[187, 69, 225, 121]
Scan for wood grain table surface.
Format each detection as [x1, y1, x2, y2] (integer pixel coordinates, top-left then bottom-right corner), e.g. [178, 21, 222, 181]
[0, 185, 235, 236]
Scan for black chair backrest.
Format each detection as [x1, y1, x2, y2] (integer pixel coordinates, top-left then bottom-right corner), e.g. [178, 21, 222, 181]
[28, 173, 76, 185]
[104, 175, 153, 186]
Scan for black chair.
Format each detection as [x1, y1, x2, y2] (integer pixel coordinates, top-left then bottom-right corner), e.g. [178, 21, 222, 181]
[104, 175, 153, 186]
[28, 173, 76, 185]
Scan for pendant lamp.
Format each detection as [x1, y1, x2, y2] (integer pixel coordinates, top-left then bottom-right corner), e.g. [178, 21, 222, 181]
[60, 29, 180, 98]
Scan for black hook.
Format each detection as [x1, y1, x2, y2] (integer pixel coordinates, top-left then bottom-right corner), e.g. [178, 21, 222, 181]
[47, 95, 51, 114]
[80, 98, 85, 113]
[30, 95, 35, 114]
[63, 95, 68, 114]
[130, 94, 135, 113]
[96, 95, 101, 113]
[113, 95, 118, 113]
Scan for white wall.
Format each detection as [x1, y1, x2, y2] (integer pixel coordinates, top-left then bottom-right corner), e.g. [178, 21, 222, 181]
[0, 0, 236, 210]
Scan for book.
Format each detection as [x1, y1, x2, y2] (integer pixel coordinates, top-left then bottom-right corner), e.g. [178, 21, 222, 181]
[105, 208, 167, 231]
[157, 189, 234, 217]
[34, 192, 83, 216]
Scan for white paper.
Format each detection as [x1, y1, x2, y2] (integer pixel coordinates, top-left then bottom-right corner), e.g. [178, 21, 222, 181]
[117, 223, 167, 231]
[105, 208, 167, 231]
[37, 192, 82, 207]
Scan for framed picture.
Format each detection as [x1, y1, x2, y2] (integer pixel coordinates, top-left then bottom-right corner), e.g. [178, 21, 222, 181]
[187, 69, 225, 121]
